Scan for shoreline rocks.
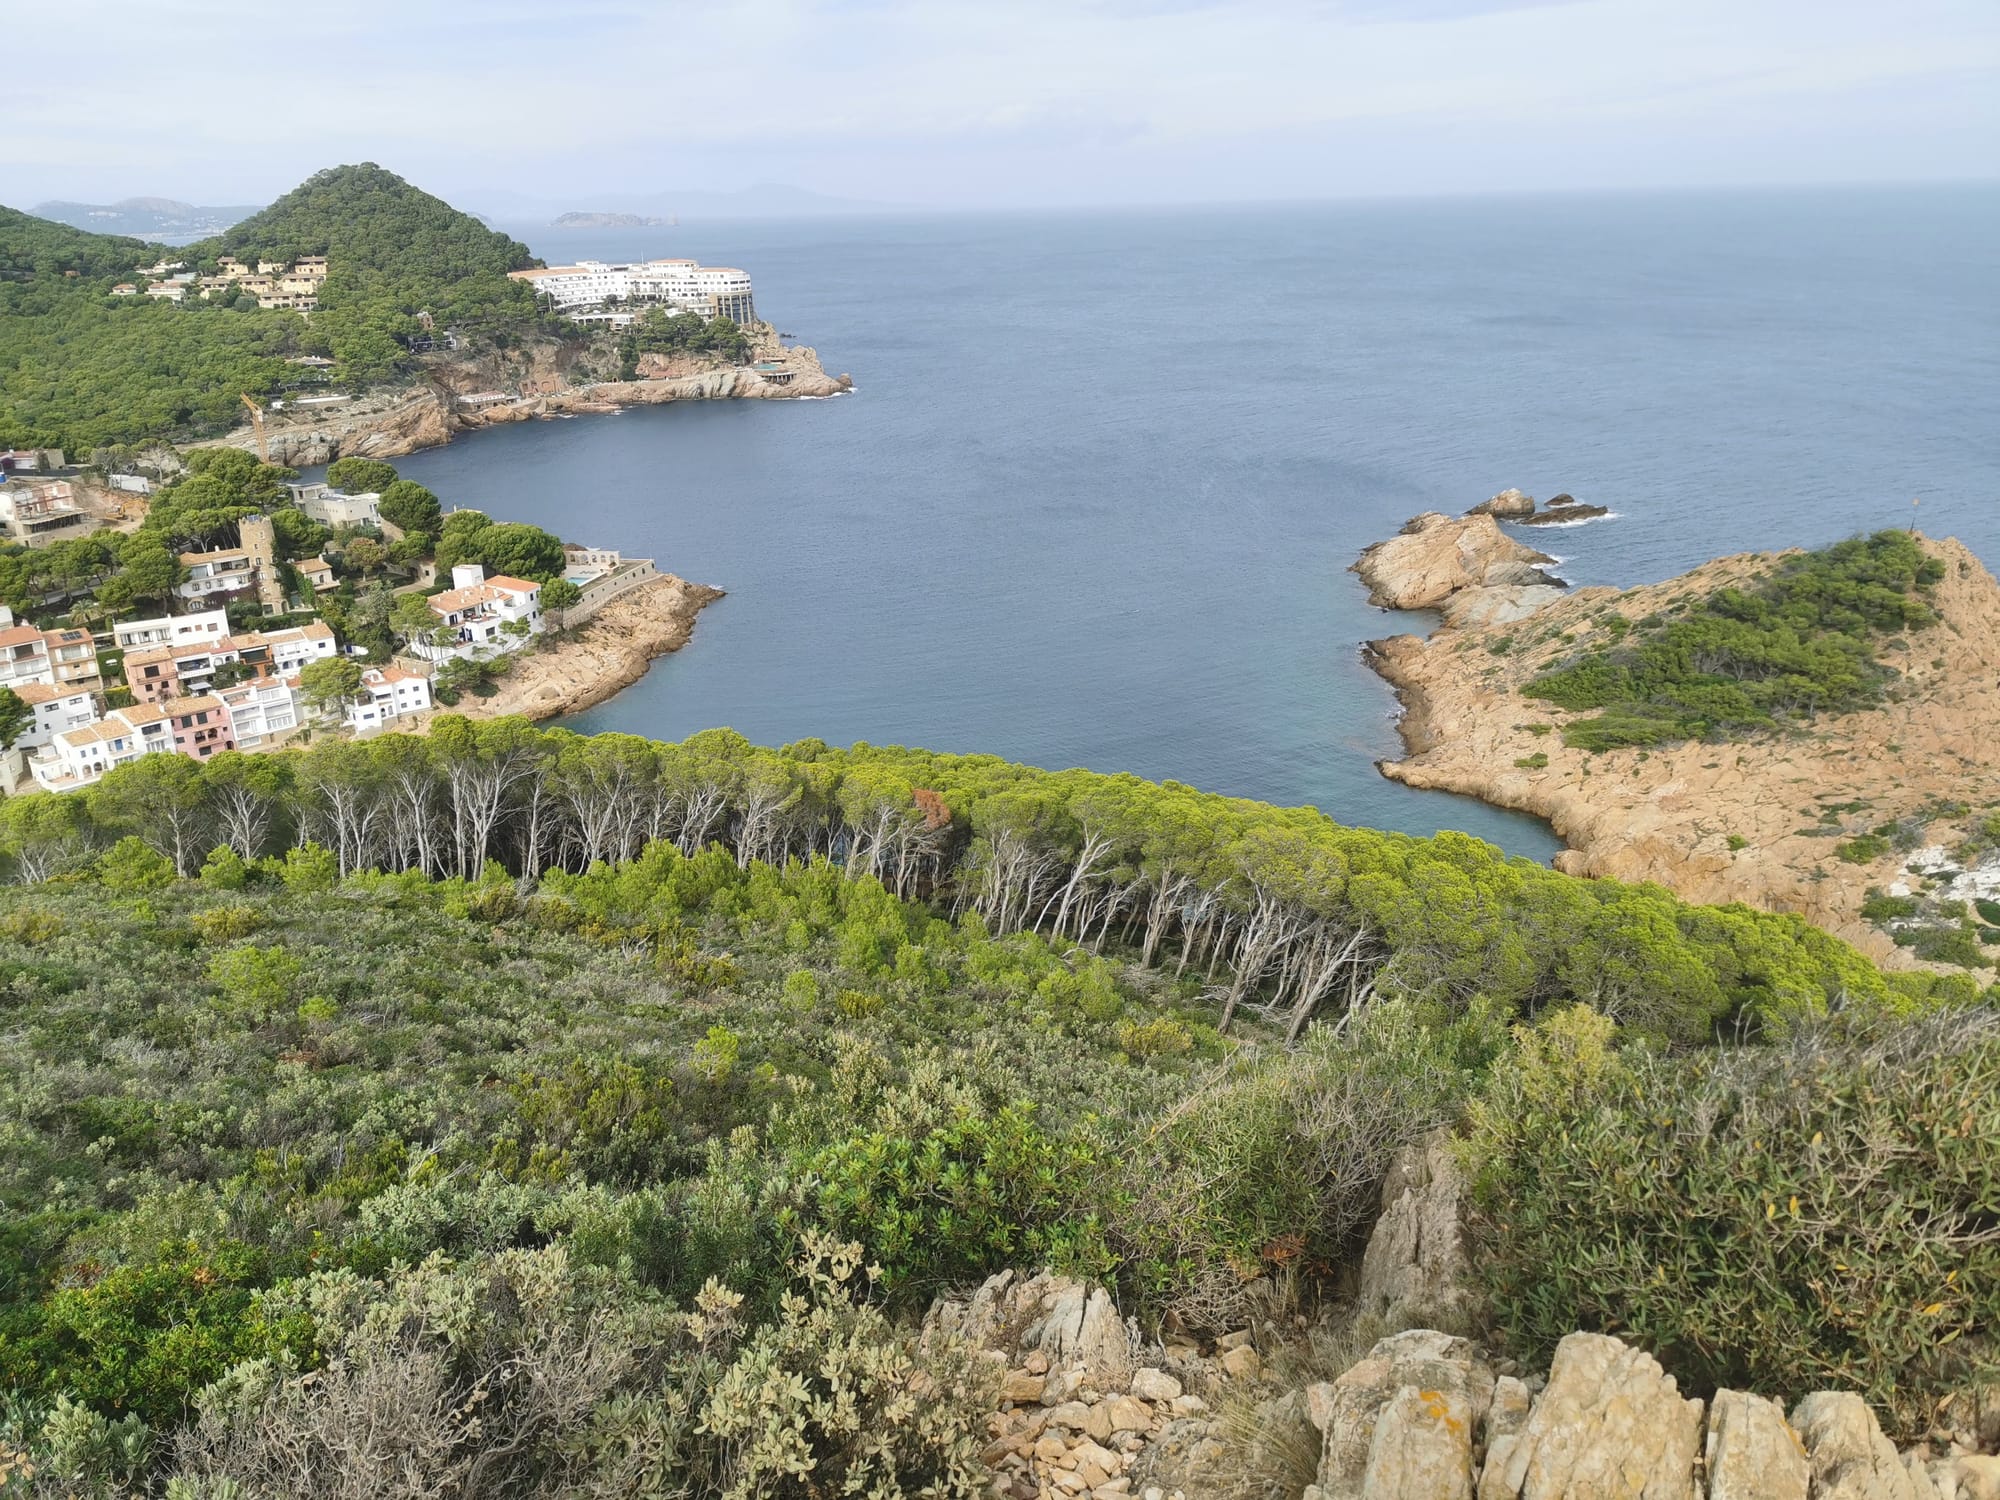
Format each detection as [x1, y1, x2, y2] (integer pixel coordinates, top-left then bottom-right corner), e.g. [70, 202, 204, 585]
[443, 573, 723, 725]
[1352, 512, 1565, 618]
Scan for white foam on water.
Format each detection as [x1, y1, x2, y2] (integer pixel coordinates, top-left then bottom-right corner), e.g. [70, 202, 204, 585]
[1520, 510, 1622, 530]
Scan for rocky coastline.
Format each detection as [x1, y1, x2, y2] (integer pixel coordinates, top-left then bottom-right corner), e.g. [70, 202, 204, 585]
[445, 573, 724, 725]
[1354, 497, 2000, 969]
[203, 325, 852, 467]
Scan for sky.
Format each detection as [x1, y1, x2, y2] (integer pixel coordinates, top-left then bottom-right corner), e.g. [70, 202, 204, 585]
[4, 0, 1997, 214]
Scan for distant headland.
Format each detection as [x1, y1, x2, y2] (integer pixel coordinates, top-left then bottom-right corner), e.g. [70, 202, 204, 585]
[1355, 495, 2000, 974]
[551, 211, 667, 228]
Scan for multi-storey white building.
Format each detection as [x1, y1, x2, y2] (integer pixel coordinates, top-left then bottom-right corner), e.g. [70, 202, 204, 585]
[33, 719, 146, 790]
[508, 259, 756, 325]
[342, 665, 432, 734]
[9, 682, 101, 750]
[217, 676, 301, 749]
[0, 622, 54, 690]
[288, 482, 382, 529]
[115, 609, 230, 652]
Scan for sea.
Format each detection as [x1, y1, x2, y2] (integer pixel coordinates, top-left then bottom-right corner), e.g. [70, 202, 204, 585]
[381, 185, 2000, 860]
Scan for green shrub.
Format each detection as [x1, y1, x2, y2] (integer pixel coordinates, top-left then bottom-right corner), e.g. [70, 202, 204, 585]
[698, 1232, 994, 1499]
[1526, 531, 1942, 749]
[95, 837, 174, 892]
[190, 905, 263, 943]
[1466, 1007, 2000, 1435]
[1836, 834, 1890, 865]
[810, 1103, 1105, 1300]
[1513, 753, 1549, 770]
[25, 1242, 300, 1426]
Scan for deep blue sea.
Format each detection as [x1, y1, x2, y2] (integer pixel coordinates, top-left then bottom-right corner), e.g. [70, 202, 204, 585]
[383, 186, 2000, 859]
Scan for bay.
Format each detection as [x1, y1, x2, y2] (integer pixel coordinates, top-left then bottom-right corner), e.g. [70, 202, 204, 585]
[385, 185, 2000, 859]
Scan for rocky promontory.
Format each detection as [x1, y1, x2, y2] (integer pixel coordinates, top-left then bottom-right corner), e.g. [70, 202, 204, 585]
[448, 573, 723, 724]
[1358, 515, 2000, 969]
[199, 325, 851, 466]
[1353, 511, 1567, 627]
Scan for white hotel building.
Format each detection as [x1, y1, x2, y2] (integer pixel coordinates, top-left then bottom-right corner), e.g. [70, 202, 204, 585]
[508, 259, 756, 327]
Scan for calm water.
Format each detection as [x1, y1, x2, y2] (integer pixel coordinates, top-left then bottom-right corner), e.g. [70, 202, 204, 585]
[386, 187, 2000, 859]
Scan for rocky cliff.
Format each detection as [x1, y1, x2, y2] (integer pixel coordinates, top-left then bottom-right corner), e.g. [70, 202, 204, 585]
[197, 327, 851, 465]
[1358, 518, 2000, 970]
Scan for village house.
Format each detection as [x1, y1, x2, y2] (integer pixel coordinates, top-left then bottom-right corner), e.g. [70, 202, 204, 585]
[42, 627, 101, 692]
[33, 719, 145, 791]
[124, 621, 337, 704]
[416, 564, 543, 661]
[297, 556, 338, 592]
[217, 676, 301, 749]
[8, 682, 101, 750]
[114, 608, 229, 652]
[341, 665, 432, 734]
[288, 482, 381, 529]
[0, 622, 54, 691]
[178, 545, 257, 601]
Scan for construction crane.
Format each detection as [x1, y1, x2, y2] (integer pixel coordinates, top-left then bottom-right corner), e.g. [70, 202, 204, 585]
[240, 393, 268, 462]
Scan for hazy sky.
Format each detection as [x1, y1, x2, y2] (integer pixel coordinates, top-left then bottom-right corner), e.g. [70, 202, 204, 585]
[6, 0, 1996, 213]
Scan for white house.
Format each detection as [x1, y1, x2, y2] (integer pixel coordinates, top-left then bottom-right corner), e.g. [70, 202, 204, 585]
[8, 682, 100, 750]
[344, 665, 431, 734]
[33, 720, 146, 791]
[217, 676, 300, 749]
[288, 482, 382, 529]
[416, 564, 543, 661]
[0, 623, 54, 691]
[115, 609, 229, 651]
[178, 545, 257, 601]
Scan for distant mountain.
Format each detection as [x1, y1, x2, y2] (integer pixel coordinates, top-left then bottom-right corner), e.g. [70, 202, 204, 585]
[478, 183, 894, 223]
[552, 213, 668, 231]
[33, 197, 262, 241]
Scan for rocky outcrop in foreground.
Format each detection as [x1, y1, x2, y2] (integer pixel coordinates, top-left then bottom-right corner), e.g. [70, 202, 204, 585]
[940, 1140, 1999, 1499]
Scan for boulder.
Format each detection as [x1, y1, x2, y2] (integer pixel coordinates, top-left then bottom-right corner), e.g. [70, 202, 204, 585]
[1791, 1393, 1923, 1500]
[1955, 1455, 2000, 1500]
[1131, 1368, 1183, 1403]
[1353, 512, 1562, 613]
[1312, 1330, 1494, 1500]
[1705, 1389, 1808, 1500]
[1030, 1285, 1135, 1389]
[1479, 1332, 1702, 1499]
[1356, 1131, 1478, 1328]
[1518, 503, 1610, 527]
[1469, 489, 1536, 519]
[1362, 1384, 1478, 1500]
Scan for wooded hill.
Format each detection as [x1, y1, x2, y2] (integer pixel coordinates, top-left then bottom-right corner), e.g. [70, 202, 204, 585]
[0, 165, 549, 453]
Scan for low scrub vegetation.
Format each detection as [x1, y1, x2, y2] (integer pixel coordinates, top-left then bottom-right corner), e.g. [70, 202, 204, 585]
[1525, 531, 1945, 749]
[0, 723, 1989, 1489]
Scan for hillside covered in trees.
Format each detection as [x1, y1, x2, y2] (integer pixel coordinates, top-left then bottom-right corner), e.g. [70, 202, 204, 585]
[0, 724, 1992, 1494]
[0, 165, 551, 453]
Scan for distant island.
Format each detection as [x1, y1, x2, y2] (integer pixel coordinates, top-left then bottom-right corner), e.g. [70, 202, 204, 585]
[32, 196, 261, 242]
[552, 211, 667, 228]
